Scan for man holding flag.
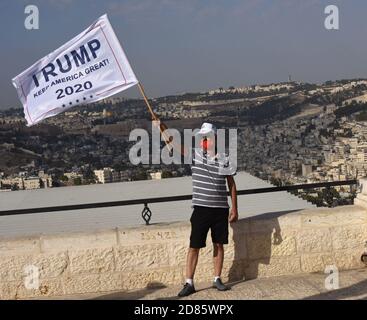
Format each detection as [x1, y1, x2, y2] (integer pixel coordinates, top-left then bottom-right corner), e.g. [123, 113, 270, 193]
[12, 14, 238, 298]
[177, 122, 238, 297]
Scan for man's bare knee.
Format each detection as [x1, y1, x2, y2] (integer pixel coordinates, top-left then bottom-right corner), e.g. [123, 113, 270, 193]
[213, 243, 223, 249]
[213, 243, 223, 256]
[189, 247, 200, 254]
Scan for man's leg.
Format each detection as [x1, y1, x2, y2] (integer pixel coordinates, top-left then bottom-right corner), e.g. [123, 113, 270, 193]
[213, 243, 224, 278]
[211, 209, 230, 291]
[212, 243, 229, 290]
[178, 247, 200, 297]
[178, 206, 209, 297]
[186, 247, 200, 280]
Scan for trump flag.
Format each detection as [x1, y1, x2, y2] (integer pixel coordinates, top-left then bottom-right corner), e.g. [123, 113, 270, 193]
[12, 14, 138, 126]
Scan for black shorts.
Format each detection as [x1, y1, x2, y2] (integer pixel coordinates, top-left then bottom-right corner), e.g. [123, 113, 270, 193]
[189, 206, 229, 248]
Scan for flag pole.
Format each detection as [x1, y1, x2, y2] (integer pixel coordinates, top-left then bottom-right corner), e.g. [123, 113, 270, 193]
[137, 82, 157, 121]
[137, 82, 172, 150]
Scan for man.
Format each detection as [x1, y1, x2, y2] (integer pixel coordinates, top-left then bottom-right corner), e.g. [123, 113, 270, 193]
[178, 122, 238, 297]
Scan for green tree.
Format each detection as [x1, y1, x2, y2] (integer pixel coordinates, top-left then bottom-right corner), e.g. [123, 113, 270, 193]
[83, 167, 96, 183]
[73, 177, 82, 186]
[132, 169, 147, 181]
[162, 170, 173, 179]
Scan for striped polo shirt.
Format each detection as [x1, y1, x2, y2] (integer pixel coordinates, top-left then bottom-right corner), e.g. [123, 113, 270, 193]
[191, 148, 236, 208]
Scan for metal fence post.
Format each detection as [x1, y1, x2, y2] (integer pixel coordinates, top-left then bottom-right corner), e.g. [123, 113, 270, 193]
[141, 203, 152, 225]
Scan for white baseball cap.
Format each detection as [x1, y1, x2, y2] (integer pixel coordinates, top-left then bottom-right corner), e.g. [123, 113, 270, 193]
[196, 122, 217, 136]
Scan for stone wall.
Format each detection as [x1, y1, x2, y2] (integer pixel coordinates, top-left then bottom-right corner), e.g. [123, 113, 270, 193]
[1, 196, 367, 299]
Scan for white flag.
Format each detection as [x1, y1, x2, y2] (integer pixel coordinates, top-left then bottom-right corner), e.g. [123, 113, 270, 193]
[12, 14, 138, 126]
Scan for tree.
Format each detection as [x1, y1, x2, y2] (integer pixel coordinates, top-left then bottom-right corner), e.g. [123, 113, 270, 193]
[162, 170, 173, 179]
[73, 177, 82, 186]
[83, 167, 96, 183]
[112, 163, 124, 171]
[269, 176, 282, 186]
[132, 169, 147, 181]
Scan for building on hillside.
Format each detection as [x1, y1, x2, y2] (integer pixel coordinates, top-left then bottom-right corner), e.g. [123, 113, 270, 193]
[150, 171, 162, 180]
[94, 168, 120, 184]
[23, 177, 41, 190]
[302, 164, 313, 177]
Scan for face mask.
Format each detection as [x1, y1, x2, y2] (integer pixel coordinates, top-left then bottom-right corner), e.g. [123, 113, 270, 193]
[200, 138, 214, 151]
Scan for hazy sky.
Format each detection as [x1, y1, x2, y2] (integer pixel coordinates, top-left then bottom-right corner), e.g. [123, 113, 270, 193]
[1, 0, 367, 110]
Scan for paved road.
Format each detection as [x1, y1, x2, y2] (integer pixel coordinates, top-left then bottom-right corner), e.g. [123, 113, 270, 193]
[38, 268, 367, 300]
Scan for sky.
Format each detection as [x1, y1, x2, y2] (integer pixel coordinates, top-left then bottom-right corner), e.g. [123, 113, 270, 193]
[1, 0, 367, 110]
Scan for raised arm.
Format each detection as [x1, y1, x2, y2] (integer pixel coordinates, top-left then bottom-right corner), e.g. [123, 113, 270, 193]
[154, 120, 189, 157]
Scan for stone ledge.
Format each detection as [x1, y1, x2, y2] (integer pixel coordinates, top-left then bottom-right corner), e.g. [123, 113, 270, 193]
[41, 229, 118, 252]
[1, 205, 366, 299]
[0, 236, 41, 256]
[300, 205, 367, 228]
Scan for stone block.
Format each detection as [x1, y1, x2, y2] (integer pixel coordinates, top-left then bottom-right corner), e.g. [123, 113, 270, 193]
[245, 256, 301, 279]
[121, 267, 183, 290]
[169, 242, 188, 266]
[229, 219, 250, 234]
[0, 255, 30, 282]
[231, 234, 248, 261]
[41, 230, 117, 252]
[0, 237, 40, 256]
[33, 252, 69, 279]
[331, 225, 367, 250]
[0, 278, 64, 300]
[296, 228, 333, 253]
[300, 253, 334, 273]
[114, 244, 170, 271]
[63, 273, 123, 295]
[248, 211, 301, 233]
[301, 206, 367, 228]
[333, 249, 366, 270]
[118, 224, 190, 245]
[0, 252, 68, 282]
[69, 248, 114, 274]
[247, 231, 297, 260]
[224, 259, 247, 282]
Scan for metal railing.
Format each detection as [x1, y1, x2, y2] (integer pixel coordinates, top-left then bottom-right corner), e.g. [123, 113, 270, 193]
[0, 180, 358, 225]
